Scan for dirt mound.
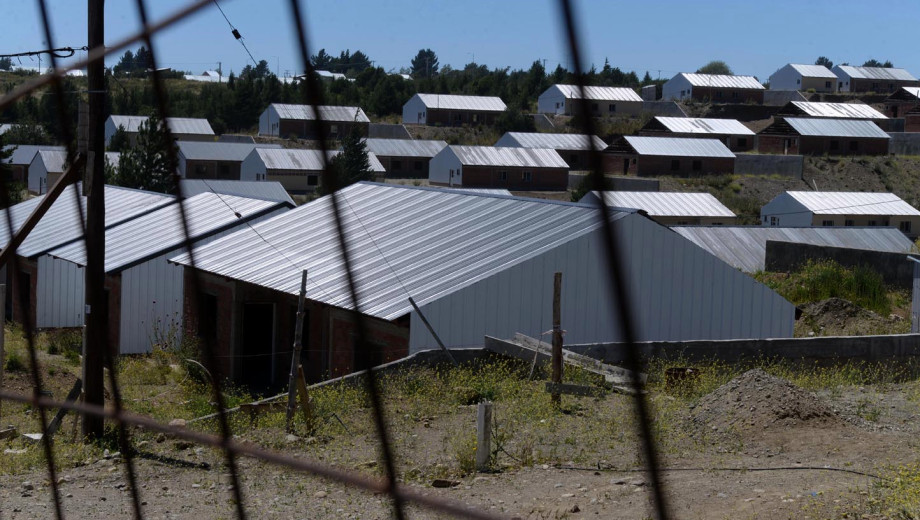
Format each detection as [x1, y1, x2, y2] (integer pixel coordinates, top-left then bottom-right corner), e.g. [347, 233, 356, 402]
[689, 369, 837, 440]
[796, 297, 902, 337]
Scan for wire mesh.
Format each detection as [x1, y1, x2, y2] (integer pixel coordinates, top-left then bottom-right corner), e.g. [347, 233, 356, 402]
[0, 1, 667, 519]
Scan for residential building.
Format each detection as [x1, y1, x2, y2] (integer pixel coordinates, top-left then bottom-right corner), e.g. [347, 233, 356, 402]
[579, 191, 737, 225]
[169, 182, 793, 387]
[884, 87, 920, 125]
[662, 73, 765, 103]
[2, 145, 64, 185]
[768, 64, 837, 92]
[257, 104, 370, 140]
[179, 180, 294, 205]
[777, 101, 887, 121]
[603, 136, 736, 177]
[104, 115, 215, 146]
[757, 117, 890, 155]
[401, 94, 506, 126]
[637, 117, 755, 151]
[536, 84, 643, 116]
[28, 149, 68, 194]
[362, 138, 448, 178]
[832, 65, 920, 93]
[176, 141, 281, 180]
[760, 191, 920, 237]
[494, 132, 607, 170]
[429, 145, 568, 190]
[240, 147, 385, 193]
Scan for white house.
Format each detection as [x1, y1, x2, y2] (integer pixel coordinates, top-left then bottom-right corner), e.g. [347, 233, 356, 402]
[240, 147, 384, 193]
[401, 94, 506, 126]
[257, 104, 369, 139]
[104, 115, 215, 146]
[662, 73, 765, 103]
[761, 191, 920, 237]
[429, 145, 568, 190]
[27, 149, 67, 194]
[536, 84, 643, 116]
[768, 64, 837, 92]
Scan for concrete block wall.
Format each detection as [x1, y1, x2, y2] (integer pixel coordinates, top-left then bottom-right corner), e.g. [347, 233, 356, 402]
[735, 153, 804, 179]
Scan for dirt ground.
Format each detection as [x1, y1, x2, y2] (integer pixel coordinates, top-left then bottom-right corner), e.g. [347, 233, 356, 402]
[2, 367, 917, 519]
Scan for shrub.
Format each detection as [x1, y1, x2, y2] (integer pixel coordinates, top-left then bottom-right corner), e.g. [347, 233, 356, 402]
[4, 350, 25, 372]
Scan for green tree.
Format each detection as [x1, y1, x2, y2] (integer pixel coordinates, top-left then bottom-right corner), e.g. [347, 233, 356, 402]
[815, 56, 834, 69]
[311, 49, 333, 69]
[863, 59, 893, 68]
[696, 60, 733, 75]
[1, 124, 53, 145]
[494, 108, 535, 134]
[323, 128, 372, 194]
[0, 57, 11, 71]
[0, 136, 24, 207]
[411, 49, 439, 78]
[107, 126, 130, 152]
[110, 114, 175, 193]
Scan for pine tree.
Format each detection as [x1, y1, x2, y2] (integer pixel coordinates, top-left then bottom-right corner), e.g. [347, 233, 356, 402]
[111, 114, 175, 193]
[323, 128, 372, 194]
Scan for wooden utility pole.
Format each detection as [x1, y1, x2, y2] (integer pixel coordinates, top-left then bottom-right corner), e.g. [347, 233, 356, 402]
[551, 272, 563, 407]
[82, 0, 106, 438]
[285, 270, 308, 432]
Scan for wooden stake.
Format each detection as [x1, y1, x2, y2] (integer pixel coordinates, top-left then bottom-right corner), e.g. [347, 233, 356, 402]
[296, 364, 314, 429]
[286, 270, 308, 432]
[551, 272, 563, 408]
[0, 284, 5, 419]
[475, 401, 492, 472]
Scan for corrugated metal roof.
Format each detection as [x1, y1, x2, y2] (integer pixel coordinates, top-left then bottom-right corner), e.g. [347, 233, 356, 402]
[787, 64, 837, 78]
[48, 193, 285, 272]
[835, 65, 918, 82]
[269, 104, 370, 123]
[496, 132, 607, 150]
[252, 148, 385, 172]
[583, 191, 735, 217]
[653, 117, 754, 135]
[782, 191, 920, 216]
[447, 145, 568, 168]
[177, 141, 280, 162]
[621, 136, 736, 158]
[35, 150, 68, 173]
[679, 73, 764, 90]
[170, 182, 628, 320]
[3, 145, 65, 166]
[109, 115, 214, 135]
[436, 188, 514, 196]
[0, 185, 174, 258]
[789, 101, 886, 119]
[899, 87, 920, 100]
[548, 85, 642, 102]
[783, 117, 890, 138]
[179, 180, 294, 206]
[414, 94, 507, 112]
[363, 138, 447, 158]
[672, 225, 915, 273]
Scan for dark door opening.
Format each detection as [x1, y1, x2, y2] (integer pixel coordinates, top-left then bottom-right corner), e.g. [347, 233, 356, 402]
[198, 293, 218, 348]
[622, 158, 629, 175]
[241, 303, 274, 391]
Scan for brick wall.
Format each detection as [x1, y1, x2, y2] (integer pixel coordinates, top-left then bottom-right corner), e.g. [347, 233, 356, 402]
[184, 160, 243, 181]
[691, 87, 764, 104]
[757, 135, 800, 155]
[798, 136, 889, 156]
[457, 166, 568, 190]
[328, 308, 409, 378]
[634, 156, 735, 177]
[426, 109, 499, 127]
[277, 120, 368, 140]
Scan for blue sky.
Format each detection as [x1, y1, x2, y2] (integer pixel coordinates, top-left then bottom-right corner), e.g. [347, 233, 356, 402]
[2, 0, 917, 82]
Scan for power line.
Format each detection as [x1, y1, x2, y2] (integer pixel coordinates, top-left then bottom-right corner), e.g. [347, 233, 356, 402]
[211, 0, 258, 67]
[0, 46, 88, 60]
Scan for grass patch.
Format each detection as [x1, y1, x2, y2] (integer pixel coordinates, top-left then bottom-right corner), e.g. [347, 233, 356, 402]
[755, 259, 892, 315]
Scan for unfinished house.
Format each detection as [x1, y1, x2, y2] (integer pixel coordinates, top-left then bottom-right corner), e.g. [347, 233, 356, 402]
[401, 94, 506, 126]
[768, 64, 837, 92]
[362, 138, 448, 178]
[603, 136, 736, 177]
[662, 73, 765, 103]
[494, 132, 607, 170]
[536, 85, 643, 117]
[257, 104, 370, 140]
[429, 145, 568, 190]
[757, 117, 890, 155]
[832, 65, 920, 93]
[637, 117, 755, 151]
[884, 87, 920, 130]
[579, 191, 737, 225]
[104, 115, 215, 147]
[37, 193, 292, 354]
[177, 141, 281, 180]
[240, 147, 385, 193]
[169, 182, 794, 388]
[760, 191, 920, 237]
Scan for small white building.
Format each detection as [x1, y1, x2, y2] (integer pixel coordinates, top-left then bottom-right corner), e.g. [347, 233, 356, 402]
[768, 64, 837, 92]
[240, 147, 384, 193]
[429, 145, 569, 190]
[104, 115, 215, 146]
[761, 191, 920, 237]
[257, 104, 370, 139]
[2, 145, 65, 186]
[38, 192, 292, 354]
[28, 149, 68, 194]
[536, 84, 643, 116]
[495, 132, 606, 170]
[662, 73, 765, 103]
[401, 94, 506, 126]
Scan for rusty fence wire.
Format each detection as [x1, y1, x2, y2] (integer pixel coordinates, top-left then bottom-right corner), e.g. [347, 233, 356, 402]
[0, 1, 668, 519]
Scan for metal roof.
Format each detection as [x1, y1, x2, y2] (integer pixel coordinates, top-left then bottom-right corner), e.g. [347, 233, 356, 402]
[621, 136, 736, 158]
[786, 64, 837, 79]
[899, 87, 920, 100]
[251, 148, 385, 172]
[170, 182, 629, 320]
[3, 145, 65, 166]
[781, 191, 920, 216]
[547, 85, 643, 102]
[672, 225, 915, 273]
[495, 132, 607, 150]
[269, 104, 370, 123]
[788, 101, 886, 119]
[678, 73, 765, 90]
[446, 145, 568, 168]
[652, 117, 754, 135]
[435, 188, 514, 196]
[179, 180, 294, 206]
[35, 150, 68, 173]
[177, 141, 280, 162]
[583, 191, 735, 217]
[835, 65, 918, 82]
[362, 138, 448, 158]
[48, 193, 285, 272]
[414, 94, 507, 112]
[0, 185, 174, 258]
[108, 115, 215, 135]
[783, 117, 890, 138]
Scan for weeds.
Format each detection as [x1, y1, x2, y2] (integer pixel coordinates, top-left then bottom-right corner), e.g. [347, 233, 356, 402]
[755, 259, 892, 315]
